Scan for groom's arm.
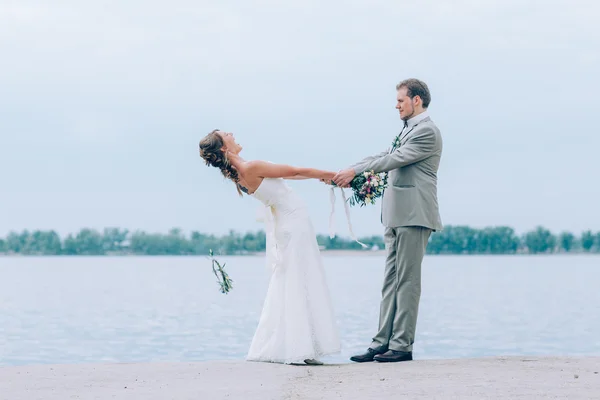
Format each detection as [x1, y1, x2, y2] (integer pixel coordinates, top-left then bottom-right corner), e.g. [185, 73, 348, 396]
[334, 128, 436, 186]
[355, 128, 437, 174]
[348, 150, 389, 170]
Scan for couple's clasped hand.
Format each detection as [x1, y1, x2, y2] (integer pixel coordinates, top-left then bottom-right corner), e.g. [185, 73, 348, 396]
[321, 168, 355, 188]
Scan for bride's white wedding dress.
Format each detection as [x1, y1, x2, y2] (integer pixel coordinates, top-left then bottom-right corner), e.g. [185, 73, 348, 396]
[246, 178, 341, 364]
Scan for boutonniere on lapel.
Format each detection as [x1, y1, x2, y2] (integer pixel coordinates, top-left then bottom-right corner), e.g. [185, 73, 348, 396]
[391, 134, 401, 152]
[391, 121, 419, 152]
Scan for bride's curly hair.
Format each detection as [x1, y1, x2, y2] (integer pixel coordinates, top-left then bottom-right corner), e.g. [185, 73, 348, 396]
[199, 129, 243, 196]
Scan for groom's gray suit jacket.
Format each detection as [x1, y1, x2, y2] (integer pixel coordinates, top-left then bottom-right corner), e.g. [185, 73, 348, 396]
[351, 116, 443, 231]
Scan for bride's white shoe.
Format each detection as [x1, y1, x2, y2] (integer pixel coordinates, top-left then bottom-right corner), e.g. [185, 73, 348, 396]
[303, 359, 324, 365]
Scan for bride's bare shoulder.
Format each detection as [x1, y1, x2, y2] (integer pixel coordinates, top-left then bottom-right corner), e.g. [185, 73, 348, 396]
[243, 160, 270, 171]
[236, 160, 264, 178]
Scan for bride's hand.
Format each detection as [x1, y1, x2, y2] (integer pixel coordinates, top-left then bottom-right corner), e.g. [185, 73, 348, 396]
[321, 171, 335, 184]
[333, 168, 355, 188]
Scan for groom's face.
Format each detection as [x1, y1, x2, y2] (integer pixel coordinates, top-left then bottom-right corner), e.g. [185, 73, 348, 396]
[396, 87, 416, 121]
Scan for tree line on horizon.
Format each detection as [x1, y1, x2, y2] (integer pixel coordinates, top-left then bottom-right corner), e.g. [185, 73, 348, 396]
[1, 226, 600, 256]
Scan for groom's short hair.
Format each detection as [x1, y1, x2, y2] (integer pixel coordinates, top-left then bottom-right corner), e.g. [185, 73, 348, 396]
[396, 79, 431, 108]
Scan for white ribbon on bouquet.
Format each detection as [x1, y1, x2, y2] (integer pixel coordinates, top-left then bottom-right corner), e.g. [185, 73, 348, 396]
[328, 186, 368, 248]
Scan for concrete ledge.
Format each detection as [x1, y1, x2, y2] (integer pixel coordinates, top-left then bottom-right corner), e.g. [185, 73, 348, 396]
[1, 356, 599, 399]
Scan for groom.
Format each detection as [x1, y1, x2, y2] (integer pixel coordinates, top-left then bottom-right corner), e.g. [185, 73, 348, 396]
[333, 78, 443, 363]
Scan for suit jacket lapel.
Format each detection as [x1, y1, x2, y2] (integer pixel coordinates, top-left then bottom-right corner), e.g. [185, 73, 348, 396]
[398, 125, 416, 144]
[397, 116, 431, 146]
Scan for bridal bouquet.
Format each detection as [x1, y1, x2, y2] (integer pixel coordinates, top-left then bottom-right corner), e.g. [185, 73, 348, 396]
[208, 249, 233, 294]
[342, 170, 388, 207]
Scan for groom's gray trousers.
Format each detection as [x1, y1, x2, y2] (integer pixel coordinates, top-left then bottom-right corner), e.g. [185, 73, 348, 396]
[370, 226, 431, 352]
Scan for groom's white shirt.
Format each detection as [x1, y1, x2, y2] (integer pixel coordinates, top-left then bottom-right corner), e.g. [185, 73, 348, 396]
[405, 110, 429, 129]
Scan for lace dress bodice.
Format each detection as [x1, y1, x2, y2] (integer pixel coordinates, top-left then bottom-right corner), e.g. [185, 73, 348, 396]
[251, 178, 307, 217]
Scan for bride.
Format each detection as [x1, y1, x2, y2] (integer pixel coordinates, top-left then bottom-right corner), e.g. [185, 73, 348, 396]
[199, 129, 341, 365]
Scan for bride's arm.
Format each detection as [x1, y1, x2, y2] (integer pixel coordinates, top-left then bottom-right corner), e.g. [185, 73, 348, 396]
[246, 161, 335, 181]
[281, 175, 311, 180]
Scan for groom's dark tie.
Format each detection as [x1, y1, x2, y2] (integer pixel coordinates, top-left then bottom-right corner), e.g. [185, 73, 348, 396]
[399, 120, 408, 138]
[399, 120, 409, 138]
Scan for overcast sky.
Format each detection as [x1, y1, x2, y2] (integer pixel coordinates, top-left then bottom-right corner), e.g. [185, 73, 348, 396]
[1, 0, 599, 238]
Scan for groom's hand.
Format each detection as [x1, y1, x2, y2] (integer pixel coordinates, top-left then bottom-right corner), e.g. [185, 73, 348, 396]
[333, 169, 355, 188]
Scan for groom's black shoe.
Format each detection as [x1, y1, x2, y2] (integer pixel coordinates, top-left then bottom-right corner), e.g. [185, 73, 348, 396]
[349, 346, 388, 363]
[373, 350, 413, 363]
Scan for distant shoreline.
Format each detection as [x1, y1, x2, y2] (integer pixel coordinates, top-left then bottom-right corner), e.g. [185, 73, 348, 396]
[2, 225, 598, 256]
